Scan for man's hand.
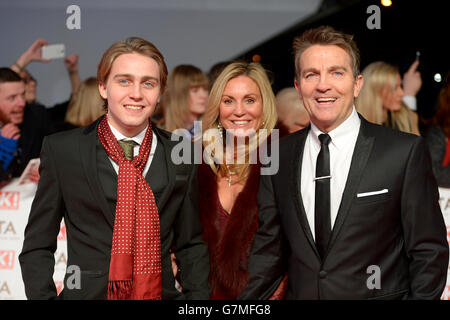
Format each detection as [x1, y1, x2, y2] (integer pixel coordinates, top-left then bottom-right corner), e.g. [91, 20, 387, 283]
[1, 123, 21, 140]
[403, 60, 422, 96]
[171, 253, 179, 279]
[23, 38, 50, 63]
[64, 54, 79, 74]
[12, 38, 50, 73]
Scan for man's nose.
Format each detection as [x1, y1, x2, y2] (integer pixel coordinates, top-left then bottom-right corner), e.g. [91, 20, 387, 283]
[316, 75, 332, 92]
[130, 83, 143, 99]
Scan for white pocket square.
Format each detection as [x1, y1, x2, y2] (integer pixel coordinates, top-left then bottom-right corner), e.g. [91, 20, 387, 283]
[357, 189, 389, 198]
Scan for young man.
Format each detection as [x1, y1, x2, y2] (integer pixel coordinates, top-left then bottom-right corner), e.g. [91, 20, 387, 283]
[20, 37, 210, 300]
[0, 68, 52, 183]
[239, 26, 448, 300]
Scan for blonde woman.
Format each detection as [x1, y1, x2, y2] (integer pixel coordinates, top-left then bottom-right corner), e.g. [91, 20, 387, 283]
[161, 65, 208, 136]
[64, 77, 105, 128]
[356, 61, 420, 135]
[198, 61, 286, 299]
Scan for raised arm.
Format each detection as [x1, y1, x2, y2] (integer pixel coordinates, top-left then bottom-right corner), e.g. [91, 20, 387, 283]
[11, 38, 50, 73]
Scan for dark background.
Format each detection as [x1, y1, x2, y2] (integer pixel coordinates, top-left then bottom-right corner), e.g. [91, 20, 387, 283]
[235, 0, 447, 120]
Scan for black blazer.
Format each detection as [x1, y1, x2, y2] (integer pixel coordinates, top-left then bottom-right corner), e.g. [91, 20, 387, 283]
[239, 116, 449, 300]
[19, 118, 210, 300]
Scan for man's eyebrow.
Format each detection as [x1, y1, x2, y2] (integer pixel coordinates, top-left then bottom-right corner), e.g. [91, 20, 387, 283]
[329, 65, 348, 71]
[302, 65, 348, 74]
[141, 76, 159, 82]
[302, 67, 318, 75]
[113, 73, 132, 79]
[113, 74, 159, 82]
[7, 90, 25, 99]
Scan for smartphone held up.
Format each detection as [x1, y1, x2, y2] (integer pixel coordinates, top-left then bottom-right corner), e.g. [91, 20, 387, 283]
[42, 44, 65, 60]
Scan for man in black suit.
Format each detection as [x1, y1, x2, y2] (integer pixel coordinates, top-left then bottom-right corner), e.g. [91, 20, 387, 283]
[19, 37, 210, 300]
[239, 26, 448, 300]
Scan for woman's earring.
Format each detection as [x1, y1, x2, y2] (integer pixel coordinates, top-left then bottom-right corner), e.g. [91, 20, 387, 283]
[217, 121, 224, 139]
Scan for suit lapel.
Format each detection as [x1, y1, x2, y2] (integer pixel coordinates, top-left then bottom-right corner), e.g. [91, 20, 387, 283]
[79, 118, 115, 229]
[291, 127, 321, 259]
[327, 117, 374, 253]
[144, 138, 168, 195]
[152, 127, 176, 213]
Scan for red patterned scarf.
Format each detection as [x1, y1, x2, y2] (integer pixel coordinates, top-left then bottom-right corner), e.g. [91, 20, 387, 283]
[97, 116, 162, 300]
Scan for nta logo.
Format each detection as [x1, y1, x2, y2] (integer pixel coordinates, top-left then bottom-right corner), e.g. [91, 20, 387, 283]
[0, 221, 16, 235]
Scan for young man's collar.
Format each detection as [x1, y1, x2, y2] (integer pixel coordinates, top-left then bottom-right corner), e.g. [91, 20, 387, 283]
[108, 121, 148, 145]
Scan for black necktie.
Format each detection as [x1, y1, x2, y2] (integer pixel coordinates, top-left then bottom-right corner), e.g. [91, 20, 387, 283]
[315, 133, 331, 259]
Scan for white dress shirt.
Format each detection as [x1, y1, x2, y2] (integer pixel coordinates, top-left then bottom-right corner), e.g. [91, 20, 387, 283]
[301, 107, 360, 240]
[107, 122, 157, 177]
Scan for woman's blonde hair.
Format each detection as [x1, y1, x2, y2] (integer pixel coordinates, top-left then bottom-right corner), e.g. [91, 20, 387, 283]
[65, 77, 105, 127]
[201, 61, 278, 183]
[162, 65, 208, 132]
[356, 61, 419, 135]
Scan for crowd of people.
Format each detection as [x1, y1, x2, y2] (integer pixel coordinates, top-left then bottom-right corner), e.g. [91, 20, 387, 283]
[0, 26, 448, 300]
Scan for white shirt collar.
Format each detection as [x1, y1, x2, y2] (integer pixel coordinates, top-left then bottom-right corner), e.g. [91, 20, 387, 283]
[107, 122, 148, 145]
[309, 106, 360, 150]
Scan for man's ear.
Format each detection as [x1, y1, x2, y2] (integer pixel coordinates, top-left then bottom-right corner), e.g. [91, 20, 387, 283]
[294, 79, 303, 100]
[98, 81, 107, 100]
[353, 75, 364, 98]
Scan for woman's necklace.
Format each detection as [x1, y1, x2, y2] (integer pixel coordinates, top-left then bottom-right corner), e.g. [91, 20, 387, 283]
[225, 165, 236, 187]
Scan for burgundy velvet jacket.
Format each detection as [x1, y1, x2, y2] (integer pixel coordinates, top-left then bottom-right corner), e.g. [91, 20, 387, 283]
[198, 162, 261, 299]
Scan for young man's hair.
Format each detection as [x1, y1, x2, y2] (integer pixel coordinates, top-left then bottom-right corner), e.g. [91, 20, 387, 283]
[97, 37, 168, 93]
[0, 68, 23, 85]
[293, 26, 361, 80]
